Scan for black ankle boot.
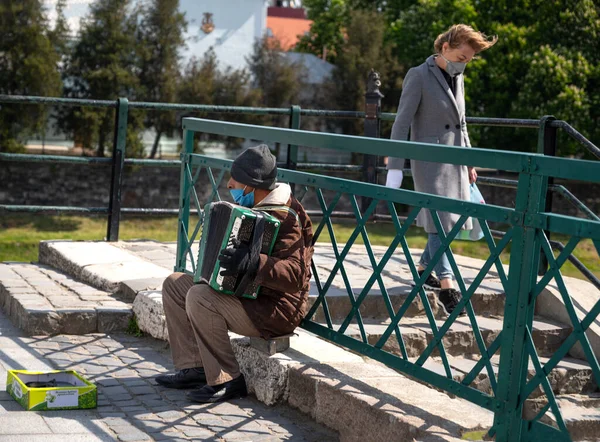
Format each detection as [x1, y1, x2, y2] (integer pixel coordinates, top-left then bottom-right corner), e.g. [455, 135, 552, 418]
[186, 374, 248, 403]
[155, 367, 206, 389]
[417, 269, 441, 290]
[438, 288, 466, 316]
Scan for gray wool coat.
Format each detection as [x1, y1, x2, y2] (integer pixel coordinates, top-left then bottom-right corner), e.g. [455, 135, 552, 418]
[388, 55, 472, 234]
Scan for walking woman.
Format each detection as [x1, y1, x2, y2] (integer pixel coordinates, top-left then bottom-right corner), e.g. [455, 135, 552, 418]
[387, 24, 497, 315]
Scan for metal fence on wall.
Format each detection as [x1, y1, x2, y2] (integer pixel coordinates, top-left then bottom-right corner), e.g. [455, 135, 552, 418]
[1, 92, 599, 235]
[0, 90, 599, 288]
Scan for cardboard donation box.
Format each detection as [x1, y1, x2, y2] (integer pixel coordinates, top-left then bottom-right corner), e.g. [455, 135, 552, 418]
[6, 370, 97, 411]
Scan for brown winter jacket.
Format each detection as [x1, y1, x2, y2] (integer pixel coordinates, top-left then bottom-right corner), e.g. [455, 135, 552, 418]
[239, 188, 314, 338]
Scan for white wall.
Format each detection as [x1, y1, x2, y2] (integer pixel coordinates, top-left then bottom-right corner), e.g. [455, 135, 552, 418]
[180, 0, 267, 71]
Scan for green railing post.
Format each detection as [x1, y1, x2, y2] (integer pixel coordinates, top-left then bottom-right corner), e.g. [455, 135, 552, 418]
[175, 128, 194, 272]
[287, 105, 301, 169]
[287, 105, 301, 193]
[362, 69, 383, 213]
[494, 160, 547, 441]
[537, 115, 557, 276]
[106, 97, 128, 242]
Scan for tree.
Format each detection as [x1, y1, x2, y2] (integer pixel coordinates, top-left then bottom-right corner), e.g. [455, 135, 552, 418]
[513, 47, 594, 156]
[296, 0, 349, 62]
[387, 0, 478, 71]
[137, 0, 187, 158]
[247, 38, 305, 109]
[0, 0, 62, 152]
[247, 37, 306, 157]
[48, 0, 71, 64]
[385, 0, 600, 156]
[298, 0, 419, 62]
[329, 10, 402, 135]
[62, 0, 141, 157]
[179, 51, 218, 107]
[178, 49, 262, 151]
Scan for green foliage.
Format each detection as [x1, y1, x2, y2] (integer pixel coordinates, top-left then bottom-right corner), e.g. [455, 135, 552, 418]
[48, 0, 71, 62]
[328, 10, 402, 135]
[300, 0, 599, 156]
[248, 38, 306, 109]
[127, 316, 144, 337]
[178, 49, 262, 150]
[388, 0, 478, 68]
[514, 47, 592, 142]
[60, 0, 142, 157]
[247, 37, 307, 156]
[137, 0, 187, 158]
[2, 0, 598, 159]
[0, 0, 62, 151]
[180, 50, 219, 107]
[296, 0, 349, 62]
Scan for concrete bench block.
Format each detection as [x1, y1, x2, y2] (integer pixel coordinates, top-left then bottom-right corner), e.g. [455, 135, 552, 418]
[249, 334, 294, 356]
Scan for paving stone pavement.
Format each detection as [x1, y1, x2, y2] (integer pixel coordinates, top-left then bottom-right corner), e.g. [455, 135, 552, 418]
[0, 309, 339, 441]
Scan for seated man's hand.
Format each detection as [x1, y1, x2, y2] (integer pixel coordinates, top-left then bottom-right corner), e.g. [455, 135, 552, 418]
[218, 239, 260, 277]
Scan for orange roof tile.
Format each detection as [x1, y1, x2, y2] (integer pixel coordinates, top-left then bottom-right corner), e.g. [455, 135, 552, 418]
[266, 16, 312, 50]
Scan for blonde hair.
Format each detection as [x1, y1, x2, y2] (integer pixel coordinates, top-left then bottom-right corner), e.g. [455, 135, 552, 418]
[434, 24, 498, 54]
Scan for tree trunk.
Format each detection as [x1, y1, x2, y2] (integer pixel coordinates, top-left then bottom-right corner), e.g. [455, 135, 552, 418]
[149, 130, 162, 159]
[97, 111, 112, 157]
[97, 124, 105, 157]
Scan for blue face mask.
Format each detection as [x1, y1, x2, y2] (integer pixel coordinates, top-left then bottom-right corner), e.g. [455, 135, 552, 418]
[230, 186, 255, 207]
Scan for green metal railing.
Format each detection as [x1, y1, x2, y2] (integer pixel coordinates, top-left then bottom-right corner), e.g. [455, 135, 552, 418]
[1, 93, 599, 283]
[175, 117, 600, 442]
[1, 95, 598, 236]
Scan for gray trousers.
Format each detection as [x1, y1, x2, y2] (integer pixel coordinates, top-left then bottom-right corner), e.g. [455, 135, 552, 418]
[162, 273, 260, 386]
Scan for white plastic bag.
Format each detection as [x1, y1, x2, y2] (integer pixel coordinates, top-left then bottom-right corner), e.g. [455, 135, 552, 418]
[456, 183, 485, 241]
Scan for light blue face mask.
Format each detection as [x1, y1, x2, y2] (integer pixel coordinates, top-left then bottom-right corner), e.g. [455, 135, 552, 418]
[230, 186, 255, 208]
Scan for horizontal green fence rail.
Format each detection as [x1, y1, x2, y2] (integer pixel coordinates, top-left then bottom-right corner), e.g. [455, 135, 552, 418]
[176, 117, 600, 442]
[1, 94, 599, 157]
[181, 119, 600, 184]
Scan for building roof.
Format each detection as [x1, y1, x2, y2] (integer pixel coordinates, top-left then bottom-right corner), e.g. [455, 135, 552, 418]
[266, 16, 311, 50]
[267, 6, 307, 19]
[282, 52, 333, 84]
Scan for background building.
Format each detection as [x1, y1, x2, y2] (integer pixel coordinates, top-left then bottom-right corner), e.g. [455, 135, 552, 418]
[181, 0, 267, 71]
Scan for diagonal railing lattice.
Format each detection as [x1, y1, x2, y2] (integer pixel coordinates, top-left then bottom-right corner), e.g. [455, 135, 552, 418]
[174, 117, 600, 442]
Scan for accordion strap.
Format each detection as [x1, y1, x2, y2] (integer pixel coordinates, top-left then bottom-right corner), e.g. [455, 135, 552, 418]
[233, 212, 265, 298]
[256, 205, 300, 225]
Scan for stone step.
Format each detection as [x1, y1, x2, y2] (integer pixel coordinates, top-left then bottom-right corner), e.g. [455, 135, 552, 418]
[340, 316, 572, 359]
[307, 289, 506, 321]
[524, 395, 600, 441]
[132, 291, 494, 441]
[41, 240, 507, 320]
[134, 289, 598, 440]
[0, 262, 132, 335]
[419, 355, 598, 399]
[38, 240, 171, 301]
[525, 393, 600, 415]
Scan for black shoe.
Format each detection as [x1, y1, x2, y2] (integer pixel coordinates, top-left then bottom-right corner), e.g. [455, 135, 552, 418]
[412, 270, 441, 290]
[186, 374, 248, 403]
[155, 367, 206, 389]
[438, 289, 466, 316]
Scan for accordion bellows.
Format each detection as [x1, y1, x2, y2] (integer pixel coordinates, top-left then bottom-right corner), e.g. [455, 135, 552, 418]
[194, 201, 281, 299]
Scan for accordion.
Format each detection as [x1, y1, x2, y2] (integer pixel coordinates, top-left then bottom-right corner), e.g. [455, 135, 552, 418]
[194, 201, 281, 299]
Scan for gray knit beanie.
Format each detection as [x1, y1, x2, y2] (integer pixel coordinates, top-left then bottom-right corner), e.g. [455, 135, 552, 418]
[230, 144, 277, 190]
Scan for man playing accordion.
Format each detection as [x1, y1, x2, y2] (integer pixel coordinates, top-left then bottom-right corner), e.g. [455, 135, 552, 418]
[156, 144, 314, 404]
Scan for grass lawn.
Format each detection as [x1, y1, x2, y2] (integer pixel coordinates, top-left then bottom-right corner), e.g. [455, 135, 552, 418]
[0, 214, 598, 281]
